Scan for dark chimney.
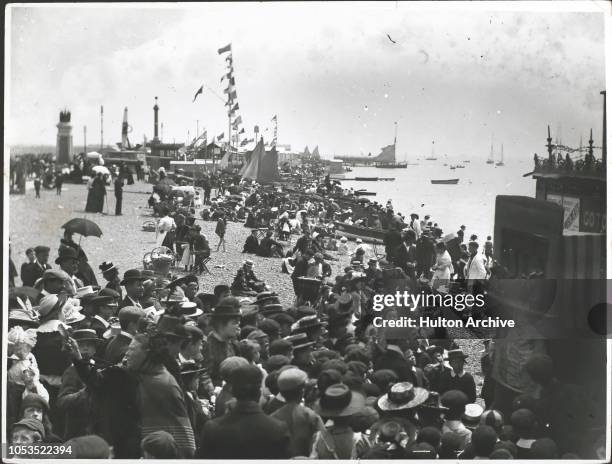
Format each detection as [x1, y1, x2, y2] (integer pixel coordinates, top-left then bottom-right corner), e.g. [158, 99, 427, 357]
[153, 97, 159, 141]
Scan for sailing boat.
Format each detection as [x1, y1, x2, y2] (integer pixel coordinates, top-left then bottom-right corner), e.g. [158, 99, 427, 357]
[495, 144, 505, 166]
[425, 141, 438, 160]
[375, 122, 407, 168]
[486, 143, 495, 164]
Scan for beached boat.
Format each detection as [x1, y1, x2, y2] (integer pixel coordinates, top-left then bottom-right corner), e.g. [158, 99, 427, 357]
[354, 190, 376, 196]
[354, 176, 380, 181]
[334, 221, 385, 244]
[431, 178, 459, 184]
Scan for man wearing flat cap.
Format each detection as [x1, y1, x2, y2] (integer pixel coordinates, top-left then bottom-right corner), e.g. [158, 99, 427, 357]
[21, 245, 51, 287]
[271, 367, 323, 457]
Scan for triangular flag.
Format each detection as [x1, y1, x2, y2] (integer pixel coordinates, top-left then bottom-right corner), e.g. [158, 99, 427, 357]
[217, 133, 225, 141]
[192, 85, 204, 103]
[271, 115, 277, 122]
[218, 43, 232, 55]
[239, 128, 245, 134]
[234, 115, 243, 125]
[223, 84, 235, 94]
[230, 77, 235, 86]
[228, 90, 237, 101]
[232, 103, 240, 112]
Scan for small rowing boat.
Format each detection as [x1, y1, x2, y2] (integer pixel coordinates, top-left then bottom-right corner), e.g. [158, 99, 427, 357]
[430, 178, 459, 185]
[354, 190, 376, 196]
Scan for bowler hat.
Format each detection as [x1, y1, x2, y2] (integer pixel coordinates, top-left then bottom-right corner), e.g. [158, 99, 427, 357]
[55, 246, 78, 264]
[378, 382, 429, 411]
[314, 383, 366, 418]
[120, 269, 146, 285]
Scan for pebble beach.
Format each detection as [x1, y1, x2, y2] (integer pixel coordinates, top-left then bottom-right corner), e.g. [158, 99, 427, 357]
[8, 180, 485, 393]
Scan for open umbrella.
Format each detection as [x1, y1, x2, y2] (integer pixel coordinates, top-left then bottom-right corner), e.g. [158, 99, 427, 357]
[91, 165, 111, 176]
[62, 218, 103, 237]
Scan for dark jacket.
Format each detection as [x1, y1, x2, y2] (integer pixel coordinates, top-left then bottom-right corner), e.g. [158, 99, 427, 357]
[21, 261, 50, 287]
[197, 400, 291, 459]
[438, 370, 477, 403]
[243, 235, 259, 254]
[57, 364, 91, 439]
[104, 332, 133, 364]
[373, 347, 414, 382]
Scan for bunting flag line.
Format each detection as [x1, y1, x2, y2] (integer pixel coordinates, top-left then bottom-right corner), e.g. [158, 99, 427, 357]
[218, 43, 232, 55]
[192, 85, 204, 103]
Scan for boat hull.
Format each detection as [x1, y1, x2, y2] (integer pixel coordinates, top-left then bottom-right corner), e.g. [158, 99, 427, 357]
[375, 162, 407, 168]
[334, 222, 386, 244]
[430, 179, 459, 184]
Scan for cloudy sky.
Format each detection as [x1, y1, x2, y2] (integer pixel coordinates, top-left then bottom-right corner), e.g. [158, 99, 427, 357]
[6, 2, 607, 160]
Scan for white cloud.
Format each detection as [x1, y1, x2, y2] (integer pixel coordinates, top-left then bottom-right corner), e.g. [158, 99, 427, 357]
[7, 3, 606, 160]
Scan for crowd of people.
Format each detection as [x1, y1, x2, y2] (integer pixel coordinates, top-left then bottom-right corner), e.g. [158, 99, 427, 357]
[6, 168, 604, 460]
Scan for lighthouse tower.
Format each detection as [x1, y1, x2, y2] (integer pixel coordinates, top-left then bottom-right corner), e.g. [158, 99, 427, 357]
[56, 109, 73, 165]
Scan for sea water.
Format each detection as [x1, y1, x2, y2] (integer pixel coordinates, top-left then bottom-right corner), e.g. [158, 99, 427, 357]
[340, 157, 534, 243]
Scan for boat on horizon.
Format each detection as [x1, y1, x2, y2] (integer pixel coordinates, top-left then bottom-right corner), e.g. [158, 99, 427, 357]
[496, 144, 505, 166]
[431, 178, 459, 184]
[487, 142, 495, 164]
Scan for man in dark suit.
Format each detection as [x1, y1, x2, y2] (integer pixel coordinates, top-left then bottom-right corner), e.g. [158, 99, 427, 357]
[119, 269, 146, 309]
[114, 175, 124, 216]
[438, 349, 477, 403]
[21, 246, 51, 287]
[197, 364, 290, 459]
[242, 230, 259, 254]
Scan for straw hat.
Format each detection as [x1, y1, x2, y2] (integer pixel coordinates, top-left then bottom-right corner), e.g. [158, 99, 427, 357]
[377, 382, 429, 411]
